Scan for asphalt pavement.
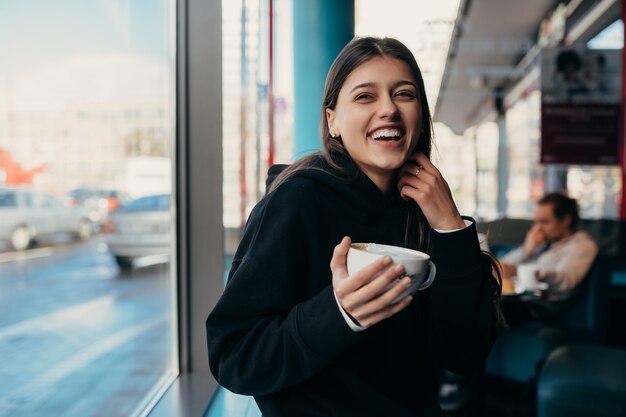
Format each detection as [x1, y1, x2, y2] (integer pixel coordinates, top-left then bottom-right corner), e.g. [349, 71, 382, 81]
[0, 236, 174, 417]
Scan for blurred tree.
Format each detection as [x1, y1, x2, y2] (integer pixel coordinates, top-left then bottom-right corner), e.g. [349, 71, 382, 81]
[0, 148, 47, 185]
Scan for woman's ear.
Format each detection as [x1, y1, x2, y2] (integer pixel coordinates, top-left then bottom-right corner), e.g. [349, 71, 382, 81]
[326, 108, 336, 136]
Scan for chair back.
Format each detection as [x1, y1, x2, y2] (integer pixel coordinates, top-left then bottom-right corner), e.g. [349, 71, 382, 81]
[556, 254, 610, 341]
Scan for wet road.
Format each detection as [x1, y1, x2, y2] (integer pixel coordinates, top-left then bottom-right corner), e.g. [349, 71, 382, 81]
[0, 237, 173, 417]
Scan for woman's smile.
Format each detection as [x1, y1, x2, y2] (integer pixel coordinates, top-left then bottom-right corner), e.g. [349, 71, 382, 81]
[368, 126, 406, 147]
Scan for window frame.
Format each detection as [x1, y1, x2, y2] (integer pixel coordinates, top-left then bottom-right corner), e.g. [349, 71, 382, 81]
[147, 0, 222, 415]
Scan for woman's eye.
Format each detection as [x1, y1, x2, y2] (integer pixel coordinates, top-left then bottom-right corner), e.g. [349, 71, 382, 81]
[355, 93, 374, 101]
[395, 90, 416, 98]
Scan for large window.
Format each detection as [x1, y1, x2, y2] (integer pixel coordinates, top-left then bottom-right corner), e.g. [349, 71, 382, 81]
[474, 121, 500, 220]
[0, 2, 177, 416]
[506, 90, 543, 218]
[222, 0, 294, 262]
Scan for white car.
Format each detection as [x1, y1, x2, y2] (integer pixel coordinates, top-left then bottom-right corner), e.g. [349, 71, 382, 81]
[0, 186, 93, 251]
[66, 187, 132, 230]
[105, 194, 171, 269]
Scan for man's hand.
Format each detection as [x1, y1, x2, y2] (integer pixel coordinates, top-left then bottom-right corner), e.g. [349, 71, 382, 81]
[500, 261, 517, 279]
[522, 224, 546, 256]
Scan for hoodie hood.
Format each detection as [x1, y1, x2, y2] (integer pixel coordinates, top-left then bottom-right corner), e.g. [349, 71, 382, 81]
[269, 152, 407, 224]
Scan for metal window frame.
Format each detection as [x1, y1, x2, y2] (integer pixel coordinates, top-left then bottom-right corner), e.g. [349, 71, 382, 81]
[148, 0, 222, 415]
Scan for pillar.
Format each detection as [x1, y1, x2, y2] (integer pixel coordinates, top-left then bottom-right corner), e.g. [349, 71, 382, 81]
[495, 87, 509, 217]
[292, 0, 354, 159]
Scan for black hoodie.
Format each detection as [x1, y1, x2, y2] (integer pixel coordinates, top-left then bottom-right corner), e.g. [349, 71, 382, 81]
[206, 154, 497, 417]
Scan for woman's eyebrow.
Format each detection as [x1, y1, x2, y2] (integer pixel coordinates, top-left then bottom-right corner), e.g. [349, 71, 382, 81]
[349, 82, 376, 94]
[393, 80, 418, 90]
[349, 80, 417, 94]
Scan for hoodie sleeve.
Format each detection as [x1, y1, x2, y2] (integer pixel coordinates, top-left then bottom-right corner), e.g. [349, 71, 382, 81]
[206, 180, 362, 396]
[427, 217, 498, 374]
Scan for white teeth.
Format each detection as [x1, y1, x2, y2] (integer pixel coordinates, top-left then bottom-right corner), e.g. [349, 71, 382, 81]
[371, 129, 402, 139]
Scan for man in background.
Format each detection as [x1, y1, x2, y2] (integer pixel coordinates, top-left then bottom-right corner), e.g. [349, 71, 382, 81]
[500, 192, 598, 294]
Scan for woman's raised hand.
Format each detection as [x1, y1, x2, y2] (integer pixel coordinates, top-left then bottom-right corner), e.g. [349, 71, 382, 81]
[397, 152, 465, 231]
[330, 237, 414, 328]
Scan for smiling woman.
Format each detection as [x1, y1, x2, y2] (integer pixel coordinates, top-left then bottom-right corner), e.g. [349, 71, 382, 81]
[206, 36, 502, 417]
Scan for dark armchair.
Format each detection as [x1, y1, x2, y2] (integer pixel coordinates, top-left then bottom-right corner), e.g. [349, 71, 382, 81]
[537, 343, 626, 417]
[486, 255, 611, 383]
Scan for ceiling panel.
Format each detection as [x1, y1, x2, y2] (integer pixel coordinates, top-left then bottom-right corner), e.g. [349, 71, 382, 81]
[434, 0, 561, 134]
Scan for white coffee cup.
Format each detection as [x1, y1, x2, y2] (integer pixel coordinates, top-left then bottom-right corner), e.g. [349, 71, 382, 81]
[346, 243, 436, 303]
[517, 263, 542, 290]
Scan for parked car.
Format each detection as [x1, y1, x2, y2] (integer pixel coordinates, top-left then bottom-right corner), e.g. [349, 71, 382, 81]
[105, 194, 171, 269]
[66, 187, 132, 230]
[0, 186, 93, 251]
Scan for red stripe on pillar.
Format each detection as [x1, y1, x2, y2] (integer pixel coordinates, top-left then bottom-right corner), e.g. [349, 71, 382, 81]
[620, 1, 626, 219]
[268, 0, 275, 168]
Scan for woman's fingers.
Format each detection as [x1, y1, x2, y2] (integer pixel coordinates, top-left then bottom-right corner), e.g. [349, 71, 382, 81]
[334, 255, 393, 297]
[400, 152, 437, 180]
[357, 294, 414, 329]
[339, 262, 404, 311]
[397, 159, 437, 197]
[414, 152, 436, 171]
[329, 236, 351, 279]
[349, 275, 413, 320]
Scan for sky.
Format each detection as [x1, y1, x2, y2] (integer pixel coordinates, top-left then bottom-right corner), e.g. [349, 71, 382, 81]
[0, 0, 172, 102]
[587, 19, 624, 49]
[0, 0, 170, 70]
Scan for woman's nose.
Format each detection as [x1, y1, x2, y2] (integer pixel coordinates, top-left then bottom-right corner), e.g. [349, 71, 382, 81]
[377, 95, 399, 118]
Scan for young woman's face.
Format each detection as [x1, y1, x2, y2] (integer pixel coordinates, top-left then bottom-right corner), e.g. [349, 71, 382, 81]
[326, 56, 422, 189]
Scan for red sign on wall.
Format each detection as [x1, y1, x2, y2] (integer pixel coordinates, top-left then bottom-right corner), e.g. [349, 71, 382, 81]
[540, 47, 621, 166]
[541, 103, 620, 165]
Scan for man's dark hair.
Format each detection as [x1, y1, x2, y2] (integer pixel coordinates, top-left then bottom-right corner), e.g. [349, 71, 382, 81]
[538, 192, 580, 231]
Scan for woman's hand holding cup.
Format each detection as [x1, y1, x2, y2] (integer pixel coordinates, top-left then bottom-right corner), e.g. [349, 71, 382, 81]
[331, 237, 414, 328]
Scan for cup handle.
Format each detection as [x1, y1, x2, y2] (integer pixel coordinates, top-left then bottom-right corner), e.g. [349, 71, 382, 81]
[417, 261, 436, 290]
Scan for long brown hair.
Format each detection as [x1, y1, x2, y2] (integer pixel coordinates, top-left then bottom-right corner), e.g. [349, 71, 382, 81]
[270, 36, 503, 322]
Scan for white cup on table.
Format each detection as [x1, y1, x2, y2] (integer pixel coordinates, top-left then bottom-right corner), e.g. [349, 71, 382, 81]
[517, 263, 542, 290]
